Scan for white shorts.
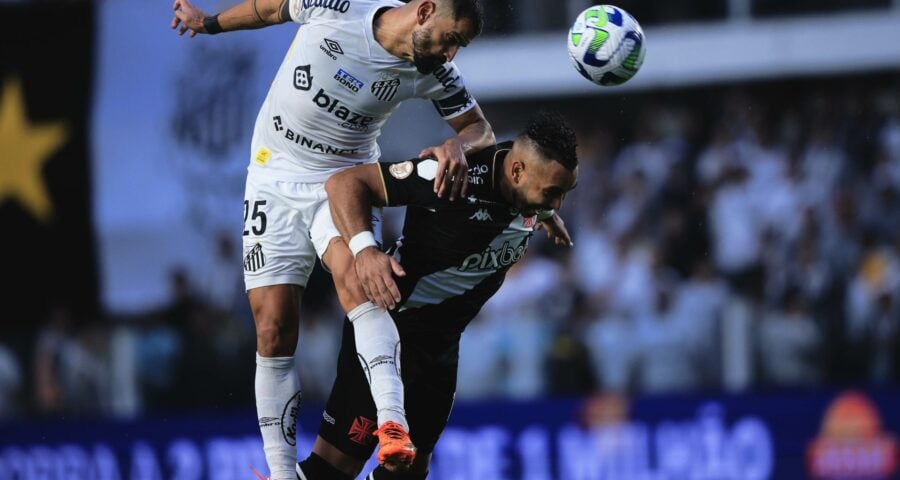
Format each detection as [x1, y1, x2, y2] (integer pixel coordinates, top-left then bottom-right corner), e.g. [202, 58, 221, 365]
[241, 171, 381, 290]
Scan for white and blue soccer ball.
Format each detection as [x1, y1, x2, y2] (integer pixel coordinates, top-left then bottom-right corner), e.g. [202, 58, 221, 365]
[567, 5, 646, 86]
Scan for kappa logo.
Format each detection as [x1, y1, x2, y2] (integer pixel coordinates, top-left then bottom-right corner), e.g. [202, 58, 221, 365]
[389, 161, 413, 179]
[469, 208, 493, 222]
[371, 77, 400, 102]
[348, 416, 377, 445]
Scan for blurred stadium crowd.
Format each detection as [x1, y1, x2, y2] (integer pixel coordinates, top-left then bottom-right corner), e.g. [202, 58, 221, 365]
[2, 72, 898, 419]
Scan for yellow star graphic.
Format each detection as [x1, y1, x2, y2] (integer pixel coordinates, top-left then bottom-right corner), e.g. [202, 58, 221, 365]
[0, 77, 68, 223]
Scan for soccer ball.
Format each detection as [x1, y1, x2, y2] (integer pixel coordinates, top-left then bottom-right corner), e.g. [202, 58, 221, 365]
[567, 5, 646, 86]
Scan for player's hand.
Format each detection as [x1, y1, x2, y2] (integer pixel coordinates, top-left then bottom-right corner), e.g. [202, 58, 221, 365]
[536, 212, 574, 247]
[420, 138, 468, 201]
[171, 0, 208, 37]
[355, 248, 406, 310]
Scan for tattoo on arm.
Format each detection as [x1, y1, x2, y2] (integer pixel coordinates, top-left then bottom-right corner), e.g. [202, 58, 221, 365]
[252, 0, 265, 24]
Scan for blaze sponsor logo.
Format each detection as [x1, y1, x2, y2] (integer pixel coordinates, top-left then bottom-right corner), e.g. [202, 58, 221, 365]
[311, 89, 374, 132]
[348, 416, 377, 445]
[272, 116, 359, 155]
[334, 68, 363, 93]
[807, 391, 898, 478]
[459, 240, 528, 271]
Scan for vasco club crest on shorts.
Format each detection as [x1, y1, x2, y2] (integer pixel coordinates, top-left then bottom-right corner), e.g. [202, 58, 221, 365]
[371, 74, 400, 102]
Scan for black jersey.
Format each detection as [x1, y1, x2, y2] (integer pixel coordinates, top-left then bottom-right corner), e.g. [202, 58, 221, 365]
[377, 141, 538, 334]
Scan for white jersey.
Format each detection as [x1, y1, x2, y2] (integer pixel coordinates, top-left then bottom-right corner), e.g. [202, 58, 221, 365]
[249, 0, 478, 182]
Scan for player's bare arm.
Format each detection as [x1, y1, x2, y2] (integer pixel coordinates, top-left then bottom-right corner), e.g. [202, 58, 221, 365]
[325, 165, 406, 311]
[171, 0, 289, 37]
[420, 104, 494, 201]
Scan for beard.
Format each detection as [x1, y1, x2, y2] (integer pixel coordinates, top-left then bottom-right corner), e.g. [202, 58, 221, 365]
[411, 27, 445, 74]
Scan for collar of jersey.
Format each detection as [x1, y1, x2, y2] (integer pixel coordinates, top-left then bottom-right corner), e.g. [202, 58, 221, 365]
[364, 0, 411, 65]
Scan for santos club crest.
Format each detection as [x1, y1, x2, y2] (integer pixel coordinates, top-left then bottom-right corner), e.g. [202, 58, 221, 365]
[371, 73, 400, 102]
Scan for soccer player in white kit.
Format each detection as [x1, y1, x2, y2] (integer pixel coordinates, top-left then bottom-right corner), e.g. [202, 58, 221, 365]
[171, 0, 495, 477]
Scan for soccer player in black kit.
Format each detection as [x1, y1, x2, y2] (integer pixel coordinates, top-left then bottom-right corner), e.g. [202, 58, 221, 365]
[294, 111, 578, 480]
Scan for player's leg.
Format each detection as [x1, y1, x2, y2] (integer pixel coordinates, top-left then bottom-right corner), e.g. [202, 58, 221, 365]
[298, 319, 381, 479]
[243, 175, 321, 480]
[311, 201, 414, 468]
[361, 328, 459, 479]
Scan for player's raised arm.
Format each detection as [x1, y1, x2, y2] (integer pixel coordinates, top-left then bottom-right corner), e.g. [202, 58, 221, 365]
[171, 0, 290, 37]
[420, 105, 495, 201]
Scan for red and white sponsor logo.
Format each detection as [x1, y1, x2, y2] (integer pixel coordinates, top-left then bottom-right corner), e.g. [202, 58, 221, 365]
[806, 391, 898, 478]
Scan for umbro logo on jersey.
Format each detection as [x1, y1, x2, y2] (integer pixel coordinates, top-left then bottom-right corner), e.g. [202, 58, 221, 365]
[320, 39, 343, 60]
[371, 78, 400, 102]
[244, 243, 265, 272]
[469, 209, 493, 222]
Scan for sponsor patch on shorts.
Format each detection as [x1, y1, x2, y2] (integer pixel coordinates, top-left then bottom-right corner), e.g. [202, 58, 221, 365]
[389, 161, 413, 179]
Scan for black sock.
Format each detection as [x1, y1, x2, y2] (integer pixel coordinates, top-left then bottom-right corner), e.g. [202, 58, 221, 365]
[296, 453, 354, 480]
[367, 466, 428, 480]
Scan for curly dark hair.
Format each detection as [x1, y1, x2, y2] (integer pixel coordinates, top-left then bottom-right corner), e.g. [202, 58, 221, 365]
[446, 0, 484, 37]
[519, 111, 579, 171]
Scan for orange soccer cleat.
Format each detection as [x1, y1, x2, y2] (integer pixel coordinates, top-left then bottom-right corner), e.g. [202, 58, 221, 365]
[374, 421, 417, 471]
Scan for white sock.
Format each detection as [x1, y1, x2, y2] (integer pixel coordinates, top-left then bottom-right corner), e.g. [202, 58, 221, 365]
[347, 302, 408, 430]
[255, 353, 301, 480]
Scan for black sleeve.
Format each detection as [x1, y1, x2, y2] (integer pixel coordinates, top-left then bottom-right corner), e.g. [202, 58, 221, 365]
[378, 158, 449, 208]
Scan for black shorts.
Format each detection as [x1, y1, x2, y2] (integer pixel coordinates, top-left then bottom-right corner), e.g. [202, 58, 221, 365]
[318, 316, 460, 460]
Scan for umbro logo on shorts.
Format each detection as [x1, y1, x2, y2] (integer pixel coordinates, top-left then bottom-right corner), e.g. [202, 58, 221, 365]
[244, 243, 266, 272]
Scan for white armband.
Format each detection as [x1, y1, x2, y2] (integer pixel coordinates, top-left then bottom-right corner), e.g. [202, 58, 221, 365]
[349, 231, 378, 257]
[537, 209, 556, 221]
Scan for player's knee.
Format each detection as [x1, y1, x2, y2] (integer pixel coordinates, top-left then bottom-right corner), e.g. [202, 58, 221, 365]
[255, 318, 298, 357]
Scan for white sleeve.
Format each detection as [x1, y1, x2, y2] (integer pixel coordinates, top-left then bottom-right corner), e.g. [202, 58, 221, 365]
[287, 0, 310, 23]
[419, 62, 477, 120]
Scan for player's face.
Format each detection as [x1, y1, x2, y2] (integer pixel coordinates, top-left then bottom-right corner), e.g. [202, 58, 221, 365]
[508, 143, 578, 217]
[411, 14, 474, 74]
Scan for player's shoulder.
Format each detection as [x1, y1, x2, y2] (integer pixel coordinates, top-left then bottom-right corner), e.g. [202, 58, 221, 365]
[295, 0, 402, 23]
